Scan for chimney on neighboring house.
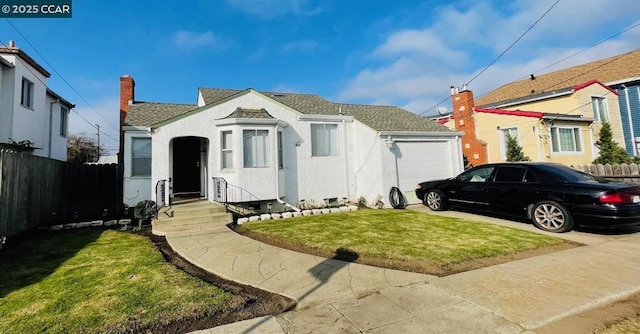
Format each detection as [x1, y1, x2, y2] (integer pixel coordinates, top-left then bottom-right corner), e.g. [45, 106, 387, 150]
[119, 75, 135, 164]
[450, 85, 488, 167]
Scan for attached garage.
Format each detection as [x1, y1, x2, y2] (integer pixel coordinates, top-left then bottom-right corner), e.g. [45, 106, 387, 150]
[395, 141, 455, 204]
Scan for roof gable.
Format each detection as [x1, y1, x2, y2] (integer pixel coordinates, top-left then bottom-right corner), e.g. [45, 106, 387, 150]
[477, 49, 640, 106]
[573, 79, 619, 96]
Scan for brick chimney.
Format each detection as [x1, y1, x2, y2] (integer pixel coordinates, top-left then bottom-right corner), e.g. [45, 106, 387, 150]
[119, 75, 135, 166]
[451, 85, 488, 167]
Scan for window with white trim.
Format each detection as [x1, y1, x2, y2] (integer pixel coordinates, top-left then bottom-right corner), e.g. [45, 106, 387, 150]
[551, 127, 582, 153]
[21, 77, 33, 108]
[60, 106, 68, 137]
[591, 96, 609, 122]
[499, 127, 518, 160]
[311, 124, 338, 156]
[277, 131, 283, 169]
[221, 131, 232, 169]
[243, 129, 269, 168]
[131, 138, 152, 176]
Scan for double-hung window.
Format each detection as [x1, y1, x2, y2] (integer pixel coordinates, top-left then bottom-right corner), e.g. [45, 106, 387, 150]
[60, 107, 68, 137]
[21, 77, 33, 108]
[551, 127, 582, 153]
[243, 129, 269, 167]
[221, 131, 233, 169]
[132, 138, 152, 176]
[277, 131, 283, 168]
[499, 127, 518, 160]
[311, 124, 338, 156]
[591, 96, 609, 122]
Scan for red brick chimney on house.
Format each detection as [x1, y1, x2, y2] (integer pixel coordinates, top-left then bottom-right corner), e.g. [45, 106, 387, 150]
[450, 85, 488, 167]
[119, 75, 135, 165]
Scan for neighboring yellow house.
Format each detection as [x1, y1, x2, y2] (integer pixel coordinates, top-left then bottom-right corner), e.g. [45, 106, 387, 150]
[441, 80, 624, 166]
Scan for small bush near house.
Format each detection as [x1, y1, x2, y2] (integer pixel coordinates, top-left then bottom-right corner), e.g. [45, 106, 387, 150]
[134, 200, 156, 230]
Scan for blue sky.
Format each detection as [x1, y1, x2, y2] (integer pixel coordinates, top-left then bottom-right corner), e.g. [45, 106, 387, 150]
[2, 0, 639, 154]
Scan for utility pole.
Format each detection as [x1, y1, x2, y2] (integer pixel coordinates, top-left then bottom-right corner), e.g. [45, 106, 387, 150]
[96, 124, 100, 162]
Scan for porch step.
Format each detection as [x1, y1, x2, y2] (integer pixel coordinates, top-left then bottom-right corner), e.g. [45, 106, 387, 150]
[153, 200, 233, 236]
[157, 200, 227, 220]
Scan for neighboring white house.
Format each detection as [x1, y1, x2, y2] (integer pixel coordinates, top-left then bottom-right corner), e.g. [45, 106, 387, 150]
[120, 76, 464, 208]
[0, 41, 74, 161]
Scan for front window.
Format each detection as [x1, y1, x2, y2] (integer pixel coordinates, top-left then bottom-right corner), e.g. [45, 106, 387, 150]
[551, 127, 582, 153]
[60, 107, 68, 137]
[132, 138, 152, 176]
[21, 77, 33, 108]
[311, 124, 338, 156]
[499, 127, 518, 160]
[243, 129, 269, 168]
[221, 131, 232, 169]
[277, 131, 283, 169]
[591, 96, 608, 122]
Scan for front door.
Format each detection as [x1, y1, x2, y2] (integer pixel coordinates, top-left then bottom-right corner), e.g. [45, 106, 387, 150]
[173, 137, 201, 195]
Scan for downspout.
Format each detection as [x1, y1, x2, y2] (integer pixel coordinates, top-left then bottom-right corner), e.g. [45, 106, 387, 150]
[48, 99, 59, 158]
[274, 124, 279, 199]
[535, 124, 542, 161]
[622, 85, 636, 155]
[589, 124, 596, 161]
[342, 119, 350, 200]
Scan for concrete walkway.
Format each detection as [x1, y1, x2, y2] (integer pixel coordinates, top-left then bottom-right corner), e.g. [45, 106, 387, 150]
[153, 201, 640, 333]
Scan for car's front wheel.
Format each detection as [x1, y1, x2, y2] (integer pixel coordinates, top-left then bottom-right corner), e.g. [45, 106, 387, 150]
[424, 190, 448, 211]
[531, 201, 574, 232]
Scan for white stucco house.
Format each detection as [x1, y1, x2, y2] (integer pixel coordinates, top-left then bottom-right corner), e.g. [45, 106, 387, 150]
[0, 41, 74, 161]
[120, 76, 464, 209]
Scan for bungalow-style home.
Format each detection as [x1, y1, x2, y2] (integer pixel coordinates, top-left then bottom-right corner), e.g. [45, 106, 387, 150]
[0, 40, 74, 161]
[119, 76, 464, 209]
[437, 49, 640, 166]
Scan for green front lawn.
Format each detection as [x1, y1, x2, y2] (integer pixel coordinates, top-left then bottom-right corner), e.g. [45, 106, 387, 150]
[239, 209, 572, 271]
[0, 229, 239, 334]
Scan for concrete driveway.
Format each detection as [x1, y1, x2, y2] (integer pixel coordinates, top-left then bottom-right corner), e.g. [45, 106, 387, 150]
[407, 203, 640, 246]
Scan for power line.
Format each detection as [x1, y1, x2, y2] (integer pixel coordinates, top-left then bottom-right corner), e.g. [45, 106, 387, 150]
[466, 0, 561, 86]
[4, 19, 119, 132]
[421, 17, 640, 117]
[0, 37, 118, 145]
[420, 1, 561, 116]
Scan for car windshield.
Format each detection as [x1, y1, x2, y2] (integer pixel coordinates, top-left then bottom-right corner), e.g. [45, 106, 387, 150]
[534, 164, 613, 183]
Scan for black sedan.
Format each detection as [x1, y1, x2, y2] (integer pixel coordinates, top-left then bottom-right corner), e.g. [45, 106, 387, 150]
[415, 162, 640, 232]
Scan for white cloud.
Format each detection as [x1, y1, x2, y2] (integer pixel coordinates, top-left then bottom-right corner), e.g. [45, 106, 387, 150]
[338, 0, 640, 115]
[172, 30, 228, 52]
[225, 0, 322, 18]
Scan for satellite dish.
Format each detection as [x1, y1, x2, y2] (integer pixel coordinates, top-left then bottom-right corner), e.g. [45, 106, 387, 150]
[436, 107, 448, 115]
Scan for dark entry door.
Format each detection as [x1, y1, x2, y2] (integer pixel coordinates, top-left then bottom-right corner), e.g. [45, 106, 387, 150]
[173, 137, 201, 194]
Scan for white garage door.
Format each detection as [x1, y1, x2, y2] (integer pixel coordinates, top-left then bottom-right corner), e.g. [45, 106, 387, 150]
[395, 141, 453, 203]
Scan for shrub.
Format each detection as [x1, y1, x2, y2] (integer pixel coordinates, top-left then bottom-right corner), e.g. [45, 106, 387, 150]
[133, 200, 156, 231]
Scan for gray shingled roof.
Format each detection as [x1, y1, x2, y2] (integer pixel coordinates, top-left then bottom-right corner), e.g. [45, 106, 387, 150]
[200, 88, 453, 132]
[127, 88, 454, 133]
[125, 102, 196, 127]
[224, 108, 274, 119]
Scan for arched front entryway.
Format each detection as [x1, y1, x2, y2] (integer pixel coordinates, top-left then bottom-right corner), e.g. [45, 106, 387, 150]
[171, 136, 209, 198]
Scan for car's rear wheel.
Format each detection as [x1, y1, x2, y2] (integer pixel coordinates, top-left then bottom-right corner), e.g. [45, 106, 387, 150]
[424, 190, 448, 211]
[531, 201, 574, 232]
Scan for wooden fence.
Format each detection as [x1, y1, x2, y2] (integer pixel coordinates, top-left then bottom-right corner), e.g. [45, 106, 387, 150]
[572, 163, 640, 183]
[0, 150, 121, 238]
